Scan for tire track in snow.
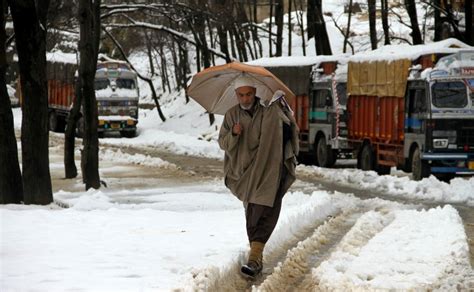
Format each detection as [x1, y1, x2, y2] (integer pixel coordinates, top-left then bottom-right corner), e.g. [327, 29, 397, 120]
[188, 202, 353, 291]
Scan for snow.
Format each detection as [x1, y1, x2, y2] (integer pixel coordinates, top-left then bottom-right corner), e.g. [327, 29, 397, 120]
[2, 188, 471, 290]
[46, 50, 77, 64]
[5, 4, 474, 291]
[246, 55, 348, 67]
[349, 38, 472, 63]
[298, 165, 474, 206]
[313, 205, 471, 290]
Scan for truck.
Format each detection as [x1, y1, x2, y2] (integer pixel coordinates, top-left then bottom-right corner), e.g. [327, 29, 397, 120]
[17, 56, 139, 138]
[247, 55, 350, 167]
[347, 46, 474, 180]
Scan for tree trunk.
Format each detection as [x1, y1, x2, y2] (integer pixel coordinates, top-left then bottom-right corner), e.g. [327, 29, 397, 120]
[275, 0, 284, 56]
[343, 0, 353, 53]
[313, 0, 332, 55]
[217, 24, 231, 62]
[0, 1, 23, 204]
[381, 0, 390, 45]
[465, 0, 473, 45]
[64, 78, 82, 179]
[404, 0, 423, 44]
[288, 0, 292, 56]
[269, 0, 273, 56]
[296, 0, 306, 56]
[78, 0, 101, 190]
[307, 0, 316, 40]
[434, 0, 442, 41]
[8, 0, 53, 204]
[368, 0, 377, 49]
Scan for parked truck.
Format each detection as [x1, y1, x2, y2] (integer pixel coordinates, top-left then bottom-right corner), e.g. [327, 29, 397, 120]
[17, 57, 139, 137]
[247, 55, 350, 167]
[347, 48, 474, 180]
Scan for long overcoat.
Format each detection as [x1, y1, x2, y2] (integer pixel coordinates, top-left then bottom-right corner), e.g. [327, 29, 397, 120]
[218, 98, 299, 207]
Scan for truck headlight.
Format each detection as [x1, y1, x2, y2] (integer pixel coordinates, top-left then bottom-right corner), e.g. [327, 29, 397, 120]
[433, 139, 449, 148]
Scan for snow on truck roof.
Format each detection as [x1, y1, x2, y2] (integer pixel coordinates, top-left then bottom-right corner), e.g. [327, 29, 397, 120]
[349, 38, 472, 63]
[246, 55, 349, 67]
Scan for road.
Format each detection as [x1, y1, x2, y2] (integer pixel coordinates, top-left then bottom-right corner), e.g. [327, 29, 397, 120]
[45, 132, 474, 290]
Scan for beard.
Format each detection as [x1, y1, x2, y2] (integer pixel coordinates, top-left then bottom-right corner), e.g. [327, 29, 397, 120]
[240, 103, 253, 110]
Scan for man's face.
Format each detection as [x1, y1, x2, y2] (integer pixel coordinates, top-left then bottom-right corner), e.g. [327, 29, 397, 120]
[235, 86, 256, 109]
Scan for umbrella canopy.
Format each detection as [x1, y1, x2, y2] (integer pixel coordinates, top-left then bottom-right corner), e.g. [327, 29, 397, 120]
[186, 62, 295, 115]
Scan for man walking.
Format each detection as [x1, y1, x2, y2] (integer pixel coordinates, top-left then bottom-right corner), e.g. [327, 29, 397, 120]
[218, 75, 299, 278]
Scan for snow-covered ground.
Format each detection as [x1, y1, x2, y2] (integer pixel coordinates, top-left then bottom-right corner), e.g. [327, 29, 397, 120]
[2, 185, 472, 290]
[4, 2, 474, 291]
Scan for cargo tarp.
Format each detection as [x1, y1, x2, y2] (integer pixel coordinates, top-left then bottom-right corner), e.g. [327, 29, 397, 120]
[347, 59, 411, 98]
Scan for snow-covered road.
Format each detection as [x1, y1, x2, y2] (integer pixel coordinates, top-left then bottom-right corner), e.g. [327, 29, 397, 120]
[2, 129, 474, 291]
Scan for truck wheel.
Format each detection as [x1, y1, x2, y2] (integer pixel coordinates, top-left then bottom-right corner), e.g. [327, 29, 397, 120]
[411, 147, 429, 181]
[49, 111, 59, 132]
[359, 144, 375, 171]
[316, 136, 335, 167]
[376, 165, 391, 175]
[76, 117, 84, 138]
[121, 130, 136, 138]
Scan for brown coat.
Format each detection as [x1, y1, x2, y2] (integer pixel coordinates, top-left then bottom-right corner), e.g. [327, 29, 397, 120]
[218, 99, 299, 207]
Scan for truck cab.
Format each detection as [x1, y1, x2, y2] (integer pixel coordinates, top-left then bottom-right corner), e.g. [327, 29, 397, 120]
[309, 61, 351, 167]
[406, 51, 474, 179]
[78, 61, 140, 138]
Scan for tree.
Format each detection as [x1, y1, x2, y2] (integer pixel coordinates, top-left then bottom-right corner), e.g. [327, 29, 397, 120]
[78, 0, 101, 190]
[8, 0, 53, 204]
[275, 0, 284, 56]
[405, 0, 423, 44]
[308, 0, 332, 55]
[0, 1, 23, 204]
[380, 0, 390, 45]
[368, 0, 377, 49]
[465, 0, 473, 45]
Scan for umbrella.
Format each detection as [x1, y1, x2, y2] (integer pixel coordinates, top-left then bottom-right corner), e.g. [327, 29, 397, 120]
[186, 61, 295, 115]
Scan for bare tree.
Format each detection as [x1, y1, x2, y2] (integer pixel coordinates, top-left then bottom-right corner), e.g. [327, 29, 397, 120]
[466, 0, 473, 45]
[8, 0, 53, 204]
[0, 1, 23, 204]
[381, 0, 390, 44]
[405, 0, 423, 44]
[368, 0, 377, 49]
[309, 0, 332, 55]
[288, 0, 292, 56]
[275, 0, 284, 56]
[78, 0, 101, 190]
[344, 0, 354, 53]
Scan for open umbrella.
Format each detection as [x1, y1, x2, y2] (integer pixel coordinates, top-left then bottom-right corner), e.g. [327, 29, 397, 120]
[186, 61, 295, 115]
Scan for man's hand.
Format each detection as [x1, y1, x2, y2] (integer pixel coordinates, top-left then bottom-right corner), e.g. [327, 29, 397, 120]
[232, 124, 242, 135]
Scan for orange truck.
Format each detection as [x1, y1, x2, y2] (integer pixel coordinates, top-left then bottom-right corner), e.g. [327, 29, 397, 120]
[17, 58, 139, 137]
[347, 48, 474, 180]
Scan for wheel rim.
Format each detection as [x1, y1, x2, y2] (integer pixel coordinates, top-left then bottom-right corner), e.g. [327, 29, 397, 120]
[317, 139, 327, 166]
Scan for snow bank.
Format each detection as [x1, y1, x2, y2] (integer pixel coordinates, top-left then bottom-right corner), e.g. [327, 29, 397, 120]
[298, 165, 474, 206]
[313, 205, 472, 290]
[99, 148, 178, 169]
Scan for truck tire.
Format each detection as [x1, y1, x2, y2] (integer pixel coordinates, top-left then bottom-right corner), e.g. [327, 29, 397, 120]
[376, 165, 391, 175]
[359, 144, 375, 171]
[76, 117, 84, 138]
[121, 130, 136, 138]
[411, 147, 429, 181]
[316, 136, 336, 167]
[49, 111, 59, 132]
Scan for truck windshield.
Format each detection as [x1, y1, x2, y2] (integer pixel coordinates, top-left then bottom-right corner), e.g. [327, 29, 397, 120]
[116, 78, 136, 89]
[336, 83, 347, 106]
[95, 79, 109, 90]
[431, 81, 467, 108]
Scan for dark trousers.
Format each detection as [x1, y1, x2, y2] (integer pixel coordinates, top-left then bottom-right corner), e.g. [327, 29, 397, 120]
[245, 168, 287, 244]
